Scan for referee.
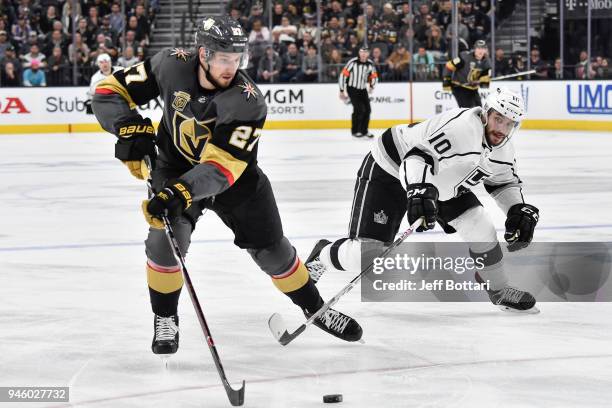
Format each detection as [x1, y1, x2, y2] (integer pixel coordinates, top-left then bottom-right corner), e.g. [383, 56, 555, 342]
[339, 47, 378, 138]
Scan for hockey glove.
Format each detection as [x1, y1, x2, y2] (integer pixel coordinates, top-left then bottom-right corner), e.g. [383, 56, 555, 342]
[406, 183, 439, 232]
[504, 203, 539, 252]
[143, 179, 193, 228]
[442, 77, 452, 92]
[114, 117, 157, 179]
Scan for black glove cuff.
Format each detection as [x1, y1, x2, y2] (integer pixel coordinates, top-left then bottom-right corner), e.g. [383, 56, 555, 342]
[406, 183, 439, 201]
[165, 178, 193, 210]
[507, 203, 539, 221]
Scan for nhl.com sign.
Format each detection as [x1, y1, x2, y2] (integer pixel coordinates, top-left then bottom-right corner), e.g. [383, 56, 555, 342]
[566, 84, 612, 114]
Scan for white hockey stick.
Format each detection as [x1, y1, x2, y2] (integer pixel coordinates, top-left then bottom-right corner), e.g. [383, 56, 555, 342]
[491, 70, 536, 81]
[268, 218, 424, 346]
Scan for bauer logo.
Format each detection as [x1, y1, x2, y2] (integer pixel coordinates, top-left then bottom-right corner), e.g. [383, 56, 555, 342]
[566, 83, 612, 114]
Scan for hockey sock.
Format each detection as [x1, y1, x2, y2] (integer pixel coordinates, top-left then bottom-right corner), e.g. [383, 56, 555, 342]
[271, 256, 323, 312]
[146, 259, 183, 317]
[320, 238, 382, 273]
[469, 242, 509, 291]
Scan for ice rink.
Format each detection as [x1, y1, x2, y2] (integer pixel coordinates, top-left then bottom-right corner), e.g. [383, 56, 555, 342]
[2, 128, 612, 407]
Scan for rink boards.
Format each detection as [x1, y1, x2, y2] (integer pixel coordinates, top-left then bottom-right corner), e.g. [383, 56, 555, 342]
[0, 80, 610, 134]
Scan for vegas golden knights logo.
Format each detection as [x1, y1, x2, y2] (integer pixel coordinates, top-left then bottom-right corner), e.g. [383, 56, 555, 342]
[172, 110, 214, 164]
[172, 91, 190, 112]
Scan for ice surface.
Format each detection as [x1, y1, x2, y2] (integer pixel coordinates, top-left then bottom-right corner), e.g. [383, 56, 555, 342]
[1, 129, 612, 407]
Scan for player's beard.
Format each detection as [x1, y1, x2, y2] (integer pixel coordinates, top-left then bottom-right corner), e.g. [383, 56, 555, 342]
[200, 61, 233, 89]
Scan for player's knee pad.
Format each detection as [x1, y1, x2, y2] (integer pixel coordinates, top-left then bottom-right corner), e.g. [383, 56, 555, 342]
[449, 205, 497, 245]
[248, 236, 311, 294]
[145, 216, 192, 267]
[247, 236, 296, 277]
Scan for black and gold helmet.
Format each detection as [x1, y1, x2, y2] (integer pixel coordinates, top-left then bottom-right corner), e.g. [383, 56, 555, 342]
[194, 16, 249, 68]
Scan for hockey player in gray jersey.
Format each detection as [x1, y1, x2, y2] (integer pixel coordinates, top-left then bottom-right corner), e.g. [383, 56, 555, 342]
[306, 87, 540, 313]
[443, 40, 491, 108]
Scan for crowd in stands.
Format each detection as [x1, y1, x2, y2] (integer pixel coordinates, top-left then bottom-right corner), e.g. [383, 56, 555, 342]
[1, 0, 609, 87]
[0, 0, 155, 86]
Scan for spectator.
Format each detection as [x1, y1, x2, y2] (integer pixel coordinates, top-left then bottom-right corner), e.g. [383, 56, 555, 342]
[90, 32, 117, 61]
[286, 3, 302, 26]
[257, 46, 281, 83]
[127, 15, 148, 48]
[272, 15, 297, 43]
[323, 47, 343, 82]
[344, 33, 361, 59]
[380, 3, 398, 27]
[494, 47, 510, 76]
[122, 30, 139, 54]
[299, 44, 319, 82]
[298, 14, 318, 45]
[248, 18, 271, 68]
[0, 45, 21, 72]
[23, 58, 46, 86]
[436, 0, 453, 32]
[43, 29, 66, 56]
[575, 50, 591, 79]
[46, 45, 69, 85]
[508, 52, 529, 80]
[1, 60, 21, 86]
[245, 3, 264, 31]
[342, 0, 360, 21]
[39, 5, 58, 34]
[86, 6, 100, 33]
[548, 57, 572, 79]
[68, 31, 89, 64]
[271, 3, 284, 27]
[117, 45, 139, 67]
[11, 15, 32, 48]
[413, 45, 436, 80]
[109, 3, 124, 35]
[93, 0, 110, 17]
[413, 3, 433, 43]
[98, 14, 118, 45]
[0, 30, 9, 59]
[61, 0, 82, 34]
[528, 48, 548, 79]
[225, 0, 250, 17]
[385, 42, 410, 80]
[280, 42, 302, 82]
[370, 46, 387, 78]
[426, 25, 447, 55]
[460, 0, 490, 45]
[21, 43, 46, 68]
[134, 4, 150, 38]
[592, 56, 609, 79]
[76, 18, 94, 48]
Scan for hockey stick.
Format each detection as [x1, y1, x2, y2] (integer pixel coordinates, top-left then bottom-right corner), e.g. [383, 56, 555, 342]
[268, 217, 424, 346]
[144, 157, 245, 406]
[491, 70, 536, 81]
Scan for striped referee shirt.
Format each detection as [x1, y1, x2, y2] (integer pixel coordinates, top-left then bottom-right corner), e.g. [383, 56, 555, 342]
[339, 57, 378, 92]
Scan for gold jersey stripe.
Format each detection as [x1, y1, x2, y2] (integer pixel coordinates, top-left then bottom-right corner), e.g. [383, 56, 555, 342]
[147, 265, 184, 294]
[271, 260, 310, 293]
[200, 143, 248, 184]
[96, 75, 137, 110]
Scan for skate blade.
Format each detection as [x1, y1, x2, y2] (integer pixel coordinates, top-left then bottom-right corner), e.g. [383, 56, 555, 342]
[498, 305, 540, 314]
[357, 338, 366, 344]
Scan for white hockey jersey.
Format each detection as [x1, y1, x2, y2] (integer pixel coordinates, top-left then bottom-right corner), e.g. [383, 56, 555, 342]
[371, 107, 524, 213]
[88, 66, 122, 97]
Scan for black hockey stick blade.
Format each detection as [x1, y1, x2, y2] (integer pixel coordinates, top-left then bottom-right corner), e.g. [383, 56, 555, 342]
[223, 379, 245, 406]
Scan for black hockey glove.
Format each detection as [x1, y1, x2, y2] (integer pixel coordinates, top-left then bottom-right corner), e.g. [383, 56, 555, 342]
[114, 117, 157, 180]
[504, 203, 539, 252]
[406, 183, 439, 232]
[144, 179, 193, 228]
[114, 117, 157, 158]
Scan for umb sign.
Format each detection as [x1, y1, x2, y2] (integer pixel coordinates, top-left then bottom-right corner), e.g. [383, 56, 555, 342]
[566, 83, 612, 114]
[564, 0, 612, 19]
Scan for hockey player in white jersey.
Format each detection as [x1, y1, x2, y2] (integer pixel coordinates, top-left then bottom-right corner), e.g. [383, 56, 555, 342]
[306, 87, 540, 313]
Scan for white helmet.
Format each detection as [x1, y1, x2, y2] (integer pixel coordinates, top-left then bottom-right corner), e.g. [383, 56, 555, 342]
[483, 87, 525, 146]
[484, 86, 525, 122]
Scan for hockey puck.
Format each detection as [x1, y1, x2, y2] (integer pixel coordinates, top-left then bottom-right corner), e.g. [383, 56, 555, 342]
[323, 394, 343, 403]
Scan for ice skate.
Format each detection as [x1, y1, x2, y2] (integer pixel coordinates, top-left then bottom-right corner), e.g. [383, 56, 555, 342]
[305, 239, 331, 283]
[304, 307, 363, 342]
[476, 273, 539, 314]
[152, 314, 179, 355]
